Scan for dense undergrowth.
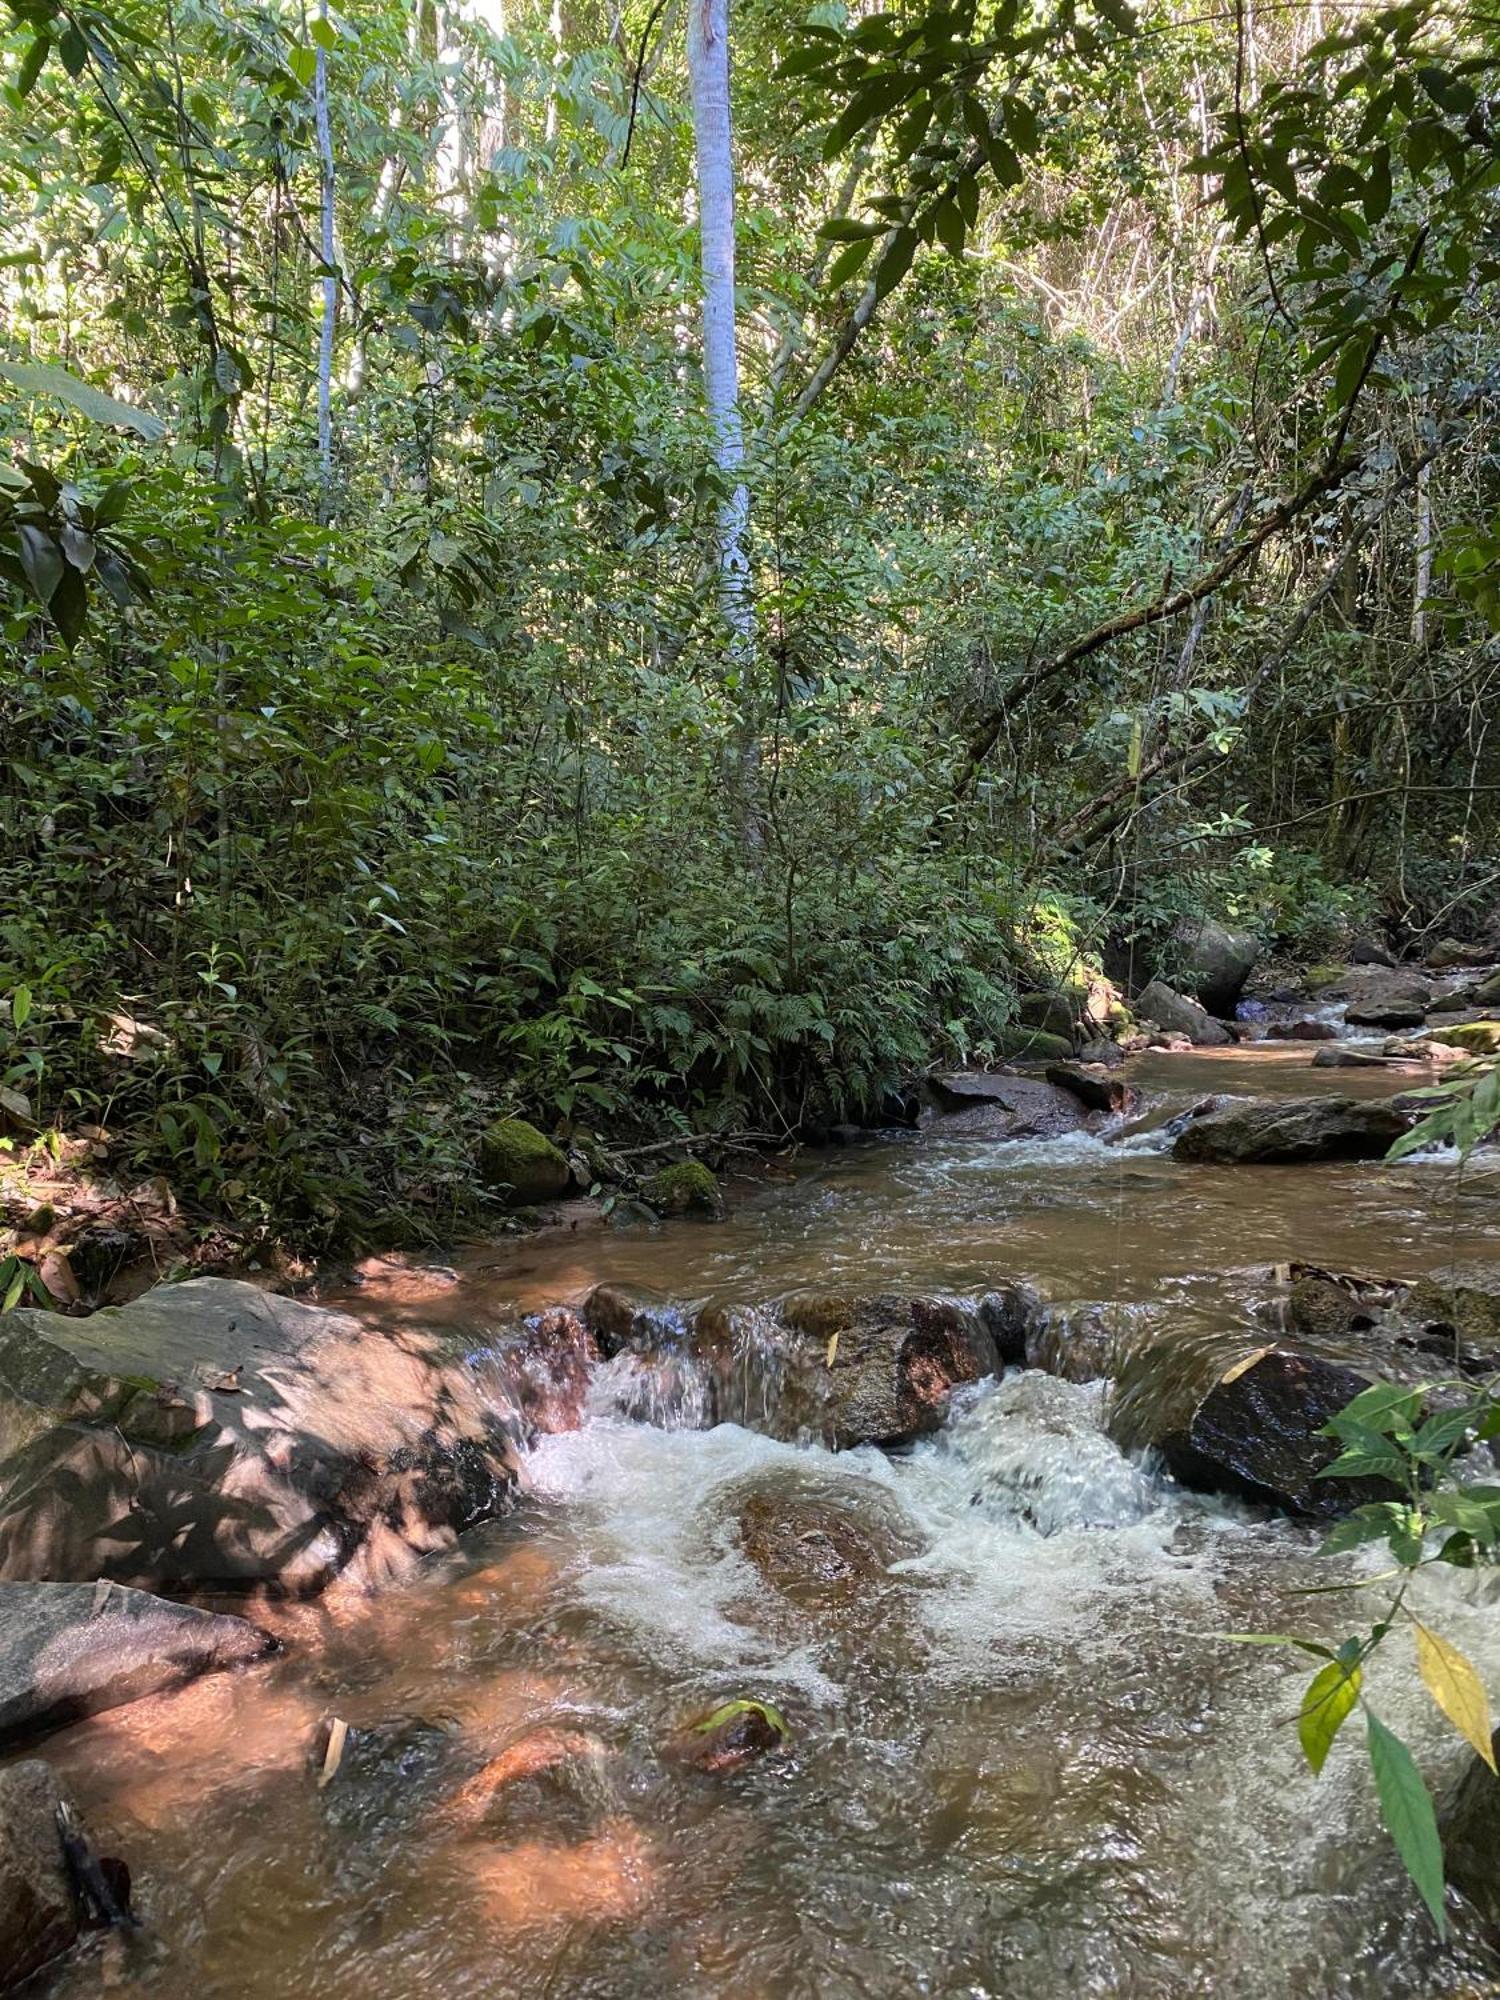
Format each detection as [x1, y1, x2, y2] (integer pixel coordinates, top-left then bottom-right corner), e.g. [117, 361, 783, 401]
[2, 0, 1498, 1250]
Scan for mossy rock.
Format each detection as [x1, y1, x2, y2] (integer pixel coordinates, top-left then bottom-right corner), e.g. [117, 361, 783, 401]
[994, 1025, 1074, 1063]
[1426, 1021, 1500, 1057]
[478, 1119, 571, 1204]
[1304, 961, 1349, 992]
[641, 1161, 723, 1218]
[1017, 992, 1076, 1041]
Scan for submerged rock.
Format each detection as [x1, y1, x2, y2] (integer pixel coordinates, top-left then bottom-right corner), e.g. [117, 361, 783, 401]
[478, 1118, 571, 1204]
[0, 1279, 517, 1594]
[1170, 1094, 1409, 1164]
[736, 1485, 916, 1611]
[665, 1698, 789, 1775]
[1158, 1348, 1392, 1517]
[0, 1760, 78, 1990]
[1135, 980, 1232, 1046]
[0, 1581, 273, 1749]
[921, 1070, 1092, 1141]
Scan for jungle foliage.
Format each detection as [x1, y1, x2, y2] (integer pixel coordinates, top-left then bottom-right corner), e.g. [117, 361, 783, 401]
[0, 0, 1497, 1240]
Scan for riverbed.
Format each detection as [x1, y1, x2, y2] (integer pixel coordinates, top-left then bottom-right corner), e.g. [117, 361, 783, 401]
[31, 1044, 1500, 1999]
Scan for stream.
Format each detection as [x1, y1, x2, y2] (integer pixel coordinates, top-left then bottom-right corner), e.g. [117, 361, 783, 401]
[30, 1046, 1500, 1999]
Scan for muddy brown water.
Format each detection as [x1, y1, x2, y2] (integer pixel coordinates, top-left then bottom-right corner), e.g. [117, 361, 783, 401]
[27, 1044, 1500, 1999]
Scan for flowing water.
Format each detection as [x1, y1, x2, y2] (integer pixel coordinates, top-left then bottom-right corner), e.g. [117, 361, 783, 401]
[28, 1044, 1500, 1999]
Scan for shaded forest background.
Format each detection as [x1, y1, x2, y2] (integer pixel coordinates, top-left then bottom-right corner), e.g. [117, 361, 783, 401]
[1, 0, 1497, 1243]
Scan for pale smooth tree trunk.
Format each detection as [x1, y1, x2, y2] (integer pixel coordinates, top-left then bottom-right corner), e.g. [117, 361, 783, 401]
[686, 0, 752, 650]
[314, 0, 337, 512]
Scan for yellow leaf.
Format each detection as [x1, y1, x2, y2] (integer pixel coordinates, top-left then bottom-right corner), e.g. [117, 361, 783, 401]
[1413, 1621, 1497, 1771]
[825, 1330, 840, 1368]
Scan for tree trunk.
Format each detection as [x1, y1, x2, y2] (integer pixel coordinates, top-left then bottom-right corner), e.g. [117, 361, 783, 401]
[314, 0, 337, 513]
[685, 0, 751, 649]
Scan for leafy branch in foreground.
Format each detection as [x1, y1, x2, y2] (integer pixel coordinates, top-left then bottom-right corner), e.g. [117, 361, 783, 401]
[1241, 1377, 1500, 1933]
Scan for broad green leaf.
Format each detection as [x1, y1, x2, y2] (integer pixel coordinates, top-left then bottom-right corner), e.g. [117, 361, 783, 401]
[11, 987, 31, 1031]
[1366, 1712, 1446, 1934]
[17, 31, 50, 97]
[1412, 1621, 1497, 1771]
[16, 523, 63, 603]
[0, 361, 166, 440]
[1300, 1659, 1361, 1773]
[288, 44, 318, 87]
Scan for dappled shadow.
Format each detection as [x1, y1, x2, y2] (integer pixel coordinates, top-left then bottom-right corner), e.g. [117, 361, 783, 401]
[0, 1280, 520, 1597]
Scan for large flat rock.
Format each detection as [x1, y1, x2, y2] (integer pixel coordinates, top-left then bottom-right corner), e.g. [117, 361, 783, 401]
[0, 1279, 518, 1594]
[1171, 1095, 1408, 1164]
[0, 1580, 274, 1748]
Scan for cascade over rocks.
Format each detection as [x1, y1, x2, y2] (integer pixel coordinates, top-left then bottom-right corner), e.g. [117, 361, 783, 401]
[0, 1760, 79, 1991]
[1156, 1348, 1395, 1517]
[0, 1580, 273, 1748]
[1170, 1094, 1410, 1164]
[775, 1293, 999, 1449]
[0, 1279, 518, 1594]
[1135, 980, 1232, 1045]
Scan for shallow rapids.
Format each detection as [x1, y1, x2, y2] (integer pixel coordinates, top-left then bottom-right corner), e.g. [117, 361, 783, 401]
[29, 1043, 1500, 1999]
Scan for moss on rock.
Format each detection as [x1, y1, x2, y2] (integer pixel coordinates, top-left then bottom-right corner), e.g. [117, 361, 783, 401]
[1427, 1021, 1500, 1056]
[993, 1025, 1074, 1064]
[642, 1161, 723, 1218]
[478, 1119, 571, 1204]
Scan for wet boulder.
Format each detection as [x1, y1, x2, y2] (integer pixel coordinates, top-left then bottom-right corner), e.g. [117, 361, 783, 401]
[1157, 1349, 1395, 1517]
[1044, 1063, 1137, 1117]
[921, 1070, 1092, 1141]
[0, 1279, 517, 1594]
[1442, 1729, 1500, 1932]
[0, 1581, 273, 1749]
[1402, 1262, 1500, 1372]
[580, 1283, 690, 1358]
[481, 1308, 600, 1436]
[1136, 980, 1232, 1046]
[0, 1759, 78, 1990]
[1170, 1094, 1409, 1165]
[1171, 917, 1260, 1016]
[777, 1293, 999, 1449]
[1281, 1264, 1405, 1347]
